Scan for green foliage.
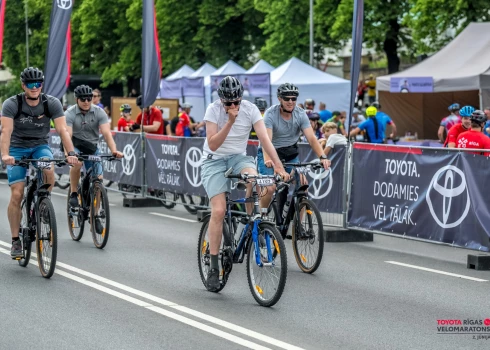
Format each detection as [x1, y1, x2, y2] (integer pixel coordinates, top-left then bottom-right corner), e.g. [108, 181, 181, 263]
[0, 80, 22, 101]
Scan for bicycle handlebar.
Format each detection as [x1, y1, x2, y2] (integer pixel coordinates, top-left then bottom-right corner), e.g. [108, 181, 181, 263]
[283, 161, 323, 169]
[76, 154, 121, 162]
[14, 158, 68, 168]
[224, 167, 282, 182]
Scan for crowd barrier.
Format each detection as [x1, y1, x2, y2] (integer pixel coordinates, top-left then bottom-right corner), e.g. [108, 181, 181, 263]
[46, 131, 490, 252]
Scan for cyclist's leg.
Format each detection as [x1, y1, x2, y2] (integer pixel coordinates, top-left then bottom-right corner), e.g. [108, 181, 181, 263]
[32, 144, 54, 191]
[256, 148, 276, 210]
[230, 154, 258, 214]
[69, 147, 83, 194]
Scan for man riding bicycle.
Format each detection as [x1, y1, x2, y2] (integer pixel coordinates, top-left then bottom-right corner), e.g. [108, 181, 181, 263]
[0, 67, 78, 258]
[257, 83, 330, 213]
[201, 76, 290, 291]
[66, 85, 123, 215]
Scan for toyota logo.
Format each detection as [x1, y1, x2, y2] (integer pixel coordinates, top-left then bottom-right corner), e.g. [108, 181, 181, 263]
[57, 0, 72, 9]
[122, 144, 136, 176]
[426, 165, 470, 228]
[185, 147, 203, 187]
[306, 160, 332, 200]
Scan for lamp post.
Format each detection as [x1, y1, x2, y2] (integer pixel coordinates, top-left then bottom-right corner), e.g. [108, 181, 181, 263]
[25, 0, 29, 67]
[309, 0, 313, 65]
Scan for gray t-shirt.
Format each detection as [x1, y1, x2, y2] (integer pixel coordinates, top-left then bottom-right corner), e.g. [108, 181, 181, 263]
[263, 105, 311, 148]
[65, 104, 109, 145]
[1, 93, 64, 148]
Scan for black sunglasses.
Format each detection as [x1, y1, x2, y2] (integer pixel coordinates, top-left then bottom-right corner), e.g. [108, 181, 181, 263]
[223, 100, 241, 106]
[79, 97, 92, 102]
[281, 97, 297, 102]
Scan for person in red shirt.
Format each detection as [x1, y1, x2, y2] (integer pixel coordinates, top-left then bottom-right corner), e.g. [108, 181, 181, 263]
[130, 95, 163, 134]
[443, 105, 474, 147]
[117, 104, 133, 132]
[456, 110, 490, 156]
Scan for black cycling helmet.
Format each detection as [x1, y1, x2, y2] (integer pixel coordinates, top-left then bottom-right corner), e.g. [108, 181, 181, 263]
[277, 83, 299, 97]
[371, 101, 381, 109]
[20, 67, 44, 83]
[74, 85, 93, 98]
[254, 98, 268, 111]
[120, 104, 131, 112]
[470, 110, 486, 124]
[217, 76, 243, 101]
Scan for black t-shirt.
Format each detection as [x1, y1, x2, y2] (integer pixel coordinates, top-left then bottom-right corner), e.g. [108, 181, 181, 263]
[162, 119, 169, 135]
[170, 116, 179, 135]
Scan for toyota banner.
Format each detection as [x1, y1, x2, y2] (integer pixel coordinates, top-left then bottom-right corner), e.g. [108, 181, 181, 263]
[348, 143, 490, 251]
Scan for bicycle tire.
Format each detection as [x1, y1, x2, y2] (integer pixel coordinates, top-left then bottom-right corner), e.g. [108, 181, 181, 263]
[197, 218, 228, 293]
[67, 187, 85, 241]
[155, 190, 176, 209]
[91, 182, 110, 249]
[36, 197, 57, 278]
[18, 199, 31, 267]
[292, 198, 324, 274]
[246, 222, 287, 307]
[55, 174, 70, 190]
[182, 194, 207, 215]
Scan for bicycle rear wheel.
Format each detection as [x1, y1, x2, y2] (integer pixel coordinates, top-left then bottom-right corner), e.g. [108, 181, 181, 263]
[292, 198, 324, 274]
[18, 199, 32, 267]
[246, 222, 287, 307]
[154, 190, 176, 209]
[67, 187, 85, 241]
[91, 182, 110, 249]
[182, 194, 207, 215]
[36, 197, 57, 278]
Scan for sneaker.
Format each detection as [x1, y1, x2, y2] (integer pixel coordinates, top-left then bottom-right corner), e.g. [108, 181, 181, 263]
[94, 218, 104, 235]
[69, 193, 79, 208]
[10, 240, 22, 259]
[206, 268, 220, 291]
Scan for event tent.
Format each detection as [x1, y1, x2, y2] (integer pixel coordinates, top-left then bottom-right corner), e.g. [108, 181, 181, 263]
[190, 63, 217, 78]
[270, 57, 350, 119]
[165, 64, 195, 81]
[246, 59, 275, 74]
[209, 60, 247, 103]
[376, 22, 490, 139]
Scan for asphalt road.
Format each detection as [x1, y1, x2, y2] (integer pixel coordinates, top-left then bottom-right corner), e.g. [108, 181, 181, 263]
[0, 179, 489, 350]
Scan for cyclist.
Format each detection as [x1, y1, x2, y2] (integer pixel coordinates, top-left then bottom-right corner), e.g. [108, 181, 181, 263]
[0, 67, 78, 258]
[456, 110, 490, 155]
[66, 85, 123, 214]
[201, 76, 290, 291]
[117, 104, 133, 132]
[249, 97, 268, 140]
[349, 106, 395, 143]
[438, 103, 460, 142]
[443, 105, 474, 148]
[257, 83, 330, 213]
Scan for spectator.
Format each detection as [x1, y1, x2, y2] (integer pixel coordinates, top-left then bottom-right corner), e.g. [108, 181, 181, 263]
[351, 107, 366, 129]
[438, 103, 461, 142]
[319, 122, 347, 156]
[327, 111, 347, 136]
[92, 89, 104, 108]
[304, 98, 315, 112]
[302, 112, 322, 140]
[131, 95, 164, 134]
[356, 79, 367, 106]
[483, 107, 490, 137]
[155, 106, 171, 135]
[350, 106, 396, 144]
[117, 104, 133, 132]
[175, 103, 193, 137]
[318, 102, 332, 124]
[128, 88, 139, 97]
[366, 74, 376, 104]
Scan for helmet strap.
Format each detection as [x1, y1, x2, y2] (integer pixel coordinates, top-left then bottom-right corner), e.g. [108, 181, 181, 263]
[26, 96, 39, 101]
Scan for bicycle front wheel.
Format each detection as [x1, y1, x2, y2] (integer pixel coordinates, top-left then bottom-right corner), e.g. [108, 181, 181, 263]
[246, 222, 287, 307]
[18, 199, 31, 267]
[91, 182, 110, 249]
[36, 197, 57, 278]
[292, 198, 324, 274]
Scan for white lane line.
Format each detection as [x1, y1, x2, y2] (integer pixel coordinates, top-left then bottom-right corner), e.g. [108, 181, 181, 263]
[0, 240, 304, 350]
[0, 181, 6, 185]
[149, 212, 197, 223]
[51, 192, 66, 197]
[109, 203, 116, 207]
[385, 261, 488, 282]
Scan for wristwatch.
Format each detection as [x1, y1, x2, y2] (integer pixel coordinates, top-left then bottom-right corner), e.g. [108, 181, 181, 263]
[319, 154, 328, 160]
[67, 151, 77, 157]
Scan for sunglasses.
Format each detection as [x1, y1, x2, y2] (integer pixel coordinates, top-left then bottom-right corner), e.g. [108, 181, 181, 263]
[223, 100, 241, 106]
[79, 97, 93, 102]
[25, 82, 42, 89]
[281, 97, 297, 102]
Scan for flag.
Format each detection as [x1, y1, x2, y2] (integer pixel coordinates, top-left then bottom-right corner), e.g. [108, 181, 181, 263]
[141, 0, 162, 108]
[43, 0, 73, 99]
[0, 0, 6, 64]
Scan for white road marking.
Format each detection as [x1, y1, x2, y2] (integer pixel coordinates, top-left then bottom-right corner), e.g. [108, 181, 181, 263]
[385, 261, 488, 282]
[0, 239, 304, 350]
[0, 181, 6, 185]
[51, 192, 66, 197]
[109, 203, 116, 207]
[149, 212, 197, 223]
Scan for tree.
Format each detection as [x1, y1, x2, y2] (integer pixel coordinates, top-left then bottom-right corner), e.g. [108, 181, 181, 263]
[330, 0, 412, 74]
[406, 0, 490, 54]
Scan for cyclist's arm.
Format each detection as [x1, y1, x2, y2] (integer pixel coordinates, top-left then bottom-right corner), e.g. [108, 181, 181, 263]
[205, 121, 233, 152]
[53, 117, 76, 153]
[302, 127, 325, 158]
[0, 116, 12, 156]
[349, 127, 362, 137]
[100, 123, 117, 154]
[262, 128, 273, 163]
[254, 120, 286, 174]
[388, 121, 397, 137]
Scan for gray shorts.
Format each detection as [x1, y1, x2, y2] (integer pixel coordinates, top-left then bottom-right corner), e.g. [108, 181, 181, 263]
[201, 154, 256, 199]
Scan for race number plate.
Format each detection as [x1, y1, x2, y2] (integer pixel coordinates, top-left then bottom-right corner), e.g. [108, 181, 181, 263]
[88, 155, 102, 162]
[256, 178, 274, 186]
[37, 161, 52, 169]
[295, 166, 309, 174]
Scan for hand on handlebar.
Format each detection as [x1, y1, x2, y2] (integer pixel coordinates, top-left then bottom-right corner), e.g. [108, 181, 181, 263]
[264, 159, 274, 168]
[320, 158, 331, 170]
[274, 167, 290, 182]
[66, 155, 79, 165]
[113, 151, 124, 159]
[2, 154, 15, 165]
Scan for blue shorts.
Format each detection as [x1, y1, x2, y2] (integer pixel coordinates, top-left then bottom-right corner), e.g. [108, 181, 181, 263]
[201, 154, 256, 199]
[256, 148, 300, 182]
[74, 147, 103, 177]
[7, 144, 54, 185]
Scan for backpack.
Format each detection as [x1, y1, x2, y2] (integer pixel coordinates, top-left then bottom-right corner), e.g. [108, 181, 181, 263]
[15, 93, 52, 119]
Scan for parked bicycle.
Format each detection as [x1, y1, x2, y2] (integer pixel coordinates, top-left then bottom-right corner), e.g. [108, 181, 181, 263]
[197, 168, 288, 307]
[267, 161, 325, 274]
[18, 157, 67, 278]
[67, 154, 119, 249]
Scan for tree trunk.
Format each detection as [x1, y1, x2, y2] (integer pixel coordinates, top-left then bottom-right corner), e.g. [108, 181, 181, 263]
[383, 19, 400, 74]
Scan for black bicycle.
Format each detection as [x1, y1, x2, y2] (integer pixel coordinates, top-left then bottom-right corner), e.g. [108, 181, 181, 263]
[267, 161, 325, 274]
[198, 169, 288, 307]
[18, 158, 66, 278]
[67, 154, 119, 249]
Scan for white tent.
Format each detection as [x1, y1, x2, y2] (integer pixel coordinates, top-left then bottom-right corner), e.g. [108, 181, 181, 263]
[208, 61, 247, 103]
[165, 64, 195, 81]
[190, 63, 217, 78]
[185, 63, 217, 120]
[271, 57, 350, 118]
[246, 59, 275, 74]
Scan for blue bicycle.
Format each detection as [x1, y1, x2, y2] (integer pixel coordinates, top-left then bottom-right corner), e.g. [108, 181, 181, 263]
[197, 168, 288, 307]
